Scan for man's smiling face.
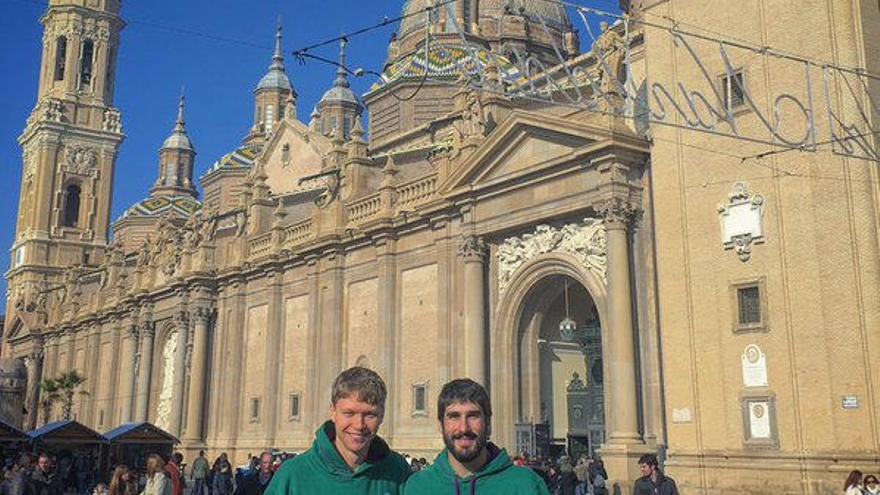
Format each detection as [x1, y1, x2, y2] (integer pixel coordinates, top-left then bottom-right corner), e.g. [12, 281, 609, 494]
[330, 394, 384, 459]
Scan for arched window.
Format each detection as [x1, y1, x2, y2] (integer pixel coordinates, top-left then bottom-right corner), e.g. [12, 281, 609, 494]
[62, 184, 81, 228]
[54, 36, 67, 81]
[80, 39, 94, 86]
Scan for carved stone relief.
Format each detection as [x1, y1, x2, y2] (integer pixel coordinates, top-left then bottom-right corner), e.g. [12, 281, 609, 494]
[719, 182, 765, 262]
[62, 145, 98, 175]
[497, 218, 607, 295]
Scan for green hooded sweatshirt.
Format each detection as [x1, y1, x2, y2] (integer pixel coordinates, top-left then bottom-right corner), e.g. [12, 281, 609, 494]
[264, 421, 410, 495]
[403, 443, 549, 495]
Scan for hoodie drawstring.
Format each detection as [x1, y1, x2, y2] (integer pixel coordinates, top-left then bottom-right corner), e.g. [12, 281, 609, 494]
[470, 478, 477, 495]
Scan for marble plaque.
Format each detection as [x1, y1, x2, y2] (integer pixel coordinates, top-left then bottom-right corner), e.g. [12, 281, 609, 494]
[672, 407, 693, 424]
[748, 400, 771, 439]
[741, 344, 768, 388]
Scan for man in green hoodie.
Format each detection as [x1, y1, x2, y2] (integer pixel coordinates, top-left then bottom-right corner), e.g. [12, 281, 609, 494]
[264, 367, 410, 495]
[403, 379, 549, 495]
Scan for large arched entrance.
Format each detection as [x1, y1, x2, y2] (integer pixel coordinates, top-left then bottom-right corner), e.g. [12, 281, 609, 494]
[491, 251, 610, 460]
[515, 274, 605, 460]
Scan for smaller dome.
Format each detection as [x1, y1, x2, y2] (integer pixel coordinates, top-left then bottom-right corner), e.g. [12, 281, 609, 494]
[162, 133, 193, 151]
[319, 85, 359, 106]
[122, 195, 202, 219]
[257, 70, 293, 92]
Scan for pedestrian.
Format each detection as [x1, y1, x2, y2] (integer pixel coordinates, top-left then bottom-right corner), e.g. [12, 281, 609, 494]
[190, 452, 209, 495]
[232, 453, 273, 495]
[30, 454, 59, 495]
[264, 366, 410, 494]
[864, 476, 879, 495]
[108, 465, 138, 495]
[10, 453, 32, 495]
[574, 457, 590, 495]
[557, 458, 578, 495]
[140, 455, 171, 495]
[165, 454, 183, 495]
[403, 378, 550, 494]
[91, 484, 108, 495]
[633, 454, 677, 495]
[589, 459, 607, 495]
[844, 471, 863, 495]
[211, 455, 232, 495]
[1, 465, 18, 495]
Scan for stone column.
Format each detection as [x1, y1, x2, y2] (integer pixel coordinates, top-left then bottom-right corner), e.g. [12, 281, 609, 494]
[169, 312, 189, 437]
[376, 235, 398, 443]
[596, 198, 651, 493]
[119, 325, 139, 423]
[264, 271, 283, 446]
[600, 198, 642, 443]
[184, 307, 211, 443]
[24, 343, 44, 430]
[135, 322, 156, 422]
[459, 235, 487, 385]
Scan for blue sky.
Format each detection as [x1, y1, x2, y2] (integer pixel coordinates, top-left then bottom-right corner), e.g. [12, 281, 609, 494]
[0, 0, 620, 312]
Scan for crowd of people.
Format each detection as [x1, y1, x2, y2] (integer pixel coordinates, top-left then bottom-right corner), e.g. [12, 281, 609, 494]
[2, 367, 877, 495]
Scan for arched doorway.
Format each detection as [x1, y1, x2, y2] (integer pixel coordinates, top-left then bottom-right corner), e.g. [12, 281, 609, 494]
[491, 250, 609, 460]
[515, 274, 605, 460]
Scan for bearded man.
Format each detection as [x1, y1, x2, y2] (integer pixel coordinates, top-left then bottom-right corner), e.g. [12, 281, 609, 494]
[403, 379, 549, 494]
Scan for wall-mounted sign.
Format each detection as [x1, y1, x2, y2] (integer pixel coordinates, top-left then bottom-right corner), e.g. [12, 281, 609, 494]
[672, 408, 693, 424]
[747, 400, 772, 439]
[842, 396, 860, 410]
[741, 344, 768, 388]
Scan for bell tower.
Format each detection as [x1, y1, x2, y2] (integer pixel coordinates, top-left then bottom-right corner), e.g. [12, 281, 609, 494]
[7, 0, 125, 318]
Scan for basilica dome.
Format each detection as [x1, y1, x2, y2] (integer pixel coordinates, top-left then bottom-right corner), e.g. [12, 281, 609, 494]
[399, 0, 572, 39]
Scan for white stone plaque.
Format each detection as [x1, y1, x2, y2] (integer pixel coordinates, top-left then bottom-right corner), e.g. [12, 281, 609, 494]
[672, 407, 693, 424]
[748, 400, 771, 439]
[842, 396, 860, 409]
[718, 182, 765, 262]
[741, 344, 768, 388]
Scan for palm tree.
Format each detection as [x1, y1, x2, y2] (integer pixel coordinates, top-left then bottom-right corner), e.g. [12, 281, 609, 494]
[39, 378, 62, 424]
[55, 370, 88, 421]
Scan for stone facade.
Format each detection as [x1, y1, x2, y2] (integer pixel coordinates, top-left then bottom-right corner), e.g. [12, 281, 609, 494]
[2, 1, 878, 495]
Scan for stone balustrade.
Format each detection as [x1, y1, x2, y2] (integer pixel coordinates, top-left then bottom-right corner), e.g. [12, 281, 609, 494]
[347, 193, 382, 225]
[397, 173, 437, 210]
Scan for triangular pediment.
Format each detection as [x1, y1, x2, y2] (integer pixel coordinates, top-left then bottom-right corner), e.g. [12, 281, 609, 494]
[439, 111, 616, 195]
[4, 317, 31, 342]
[260, 119, 331, 195]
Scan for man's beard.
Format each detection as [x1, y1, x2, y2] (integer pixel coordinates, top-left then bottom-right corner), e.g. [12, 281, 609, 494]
[443, 429, 488, 463]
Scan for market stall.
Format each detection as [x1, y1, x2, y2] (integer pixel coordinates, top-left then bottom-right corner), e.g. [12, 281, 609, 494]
[103, 422, 178, 473]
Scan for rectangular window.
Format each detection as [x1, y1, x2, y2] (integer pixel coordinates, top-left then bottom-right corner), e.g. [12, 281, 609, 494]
[413, 384, 427, 415]
[722, 71, 746, 110]
[250, 398, 261, 422]
[54, 37, 67, 81]
[98, 409, 104, 427]
[343, 116, 352, 138]
[737, 285, 762, 326]
[80, 39, 94, 87]
[289, 393, 300, 420]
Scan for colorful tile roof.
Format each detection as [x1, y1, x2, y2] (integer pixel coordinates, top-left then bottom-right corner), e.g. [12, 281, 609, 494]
[208, 144, 262, 173]
[121, 195, 202, 219]
[370, 42, 523, 92]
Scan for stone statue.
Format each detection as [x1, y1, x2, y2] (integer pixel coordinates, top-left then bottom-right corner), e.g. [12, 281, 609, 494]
[593, 22, 627, 96]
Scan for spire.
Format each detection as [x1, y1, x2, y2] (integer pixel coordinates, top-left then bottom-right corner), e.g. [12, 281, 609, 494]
[162, 93, 193, 151]
[334, 38, 351, 89]
[174, 93, 186, 132]
[270, 17, 284, 70]
[256, 17, 294, 93]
